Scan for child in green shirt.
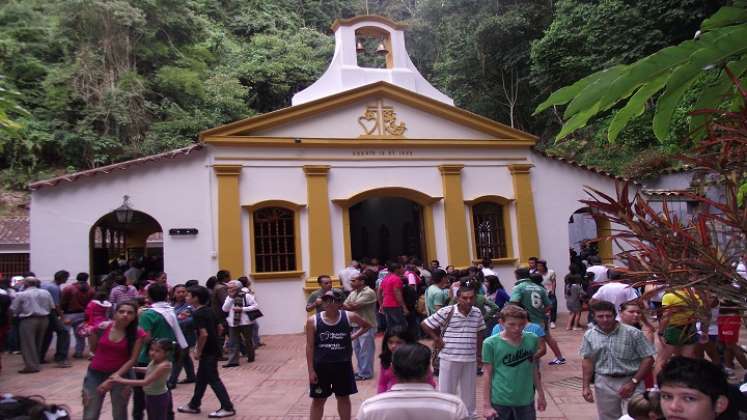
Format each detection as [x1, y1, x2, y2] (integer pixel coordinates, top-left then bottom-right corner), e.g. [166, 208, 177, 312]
[482, 304, 546, 419]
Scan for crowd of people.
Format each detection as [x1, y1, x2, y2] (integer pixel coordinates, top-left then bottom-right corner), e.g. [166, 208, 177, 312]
[0, 249, 746, 420]
[308, 252, 747, 420]
[0, 264, 263, 419]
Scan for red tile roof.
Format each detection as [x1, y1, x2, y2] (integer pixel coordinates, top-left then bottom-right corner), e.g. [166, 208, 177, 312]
[29, 144, 204, 191]
[532, 148, 637, 184]
[0, 216, 29, 245]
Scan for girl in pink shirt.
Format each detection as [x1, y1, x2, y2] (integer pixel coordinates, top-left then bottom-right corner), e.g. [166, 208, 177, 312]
[78, 291, 113, 338]
[377, 325, 436, 393]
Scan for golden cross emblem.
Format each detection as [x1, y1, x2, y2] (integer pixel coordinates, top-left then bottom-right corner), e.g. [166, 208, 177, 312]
[358, 99, 406, 136]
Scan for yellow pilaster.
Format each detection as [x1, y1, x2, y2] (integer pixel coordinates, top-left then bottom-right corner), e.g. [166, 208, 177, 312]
[595, 216, 614, 264]
[214, 165, 244, 277]
[303, 165, 335, 288]
[439, 165, 471, 268]
[508, 164, 540, 264]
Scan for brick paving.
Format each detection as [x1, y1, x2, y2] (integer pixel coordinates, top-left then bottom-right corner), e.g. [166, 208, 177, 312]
[1, 313, 741, 419]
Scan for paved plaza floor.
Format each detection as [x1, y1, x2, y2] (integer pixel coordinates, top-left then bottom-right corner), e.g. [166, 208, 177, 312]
[1, 313, 742, 419]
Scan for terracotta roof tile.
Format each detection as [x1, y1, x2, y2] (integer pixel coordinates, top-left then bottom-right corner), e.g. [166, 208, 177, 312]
[29, 144, 204, 191]
[532, 148, 639, 184]
[0, 216, 29, 245]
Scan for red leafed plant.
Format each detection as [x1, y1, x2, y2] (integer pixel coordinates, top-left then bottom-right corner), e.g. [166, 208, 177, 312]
[581, 74, 747, 309]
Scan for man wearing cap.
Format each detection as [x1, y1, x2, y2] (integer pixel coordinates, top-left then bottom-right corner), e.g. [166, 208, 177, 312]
[306, 289, 372, 420]
[10, 277, 55, 373]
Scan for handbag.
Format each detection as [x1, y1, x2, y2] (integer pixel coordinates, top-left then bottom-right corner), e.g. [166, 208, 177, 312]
[247, 308, 264, 321]
[431, 305, 456, 373]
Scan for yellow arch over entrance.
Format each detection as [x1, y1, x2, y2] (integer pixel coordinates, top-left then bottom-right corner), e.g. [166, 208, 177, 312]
[333, 187, 441, 266]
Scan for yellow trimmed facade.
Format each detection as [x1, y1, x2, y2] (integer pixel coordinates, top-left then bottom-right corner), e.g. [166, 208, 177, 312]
[194, 16, 624, 333]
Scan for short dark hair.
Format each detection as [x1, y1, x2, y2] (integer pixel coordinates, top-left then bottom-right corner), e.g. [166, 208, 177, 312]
[216, 270, 231, 283]
[515, 267, 530, 279]
[147, 283, 168, 302]
[184, 279, 199, 288]
[54, 270, 70, 283]
[528, 256, 538, 262]
[392, 343, 431, 381]
[317, 275, 331, 284]
[432, 269, 447, 283]
[657, 356, 728, 404]
[187, 285, 210, 305]
[529, 273, 543, 285]
[114, 273, 127, 286]
[456, 285, 475, 297]
[590, 300, 617, 316]
[388, 262, 402, 272]
[76, 272, 89, 283]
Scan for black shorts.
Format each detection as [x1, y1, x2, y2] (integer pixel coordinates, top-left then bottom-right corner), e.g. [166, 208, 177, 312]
[309, 361, 357, 399]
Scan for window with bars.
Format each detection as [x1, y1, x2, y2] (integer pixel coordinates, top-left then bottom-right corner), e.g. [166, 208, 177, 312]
[0, 253, 30, 278]
[472, 202, 507, 259]
[253, 207, 296, 273]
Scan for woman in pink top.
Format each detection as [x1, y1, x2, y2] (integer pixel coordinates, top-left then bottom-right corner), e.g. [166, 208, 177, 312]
[78, 291, 113, 338]
[81, 301, 147, 420]
[377, 325, 436, 393]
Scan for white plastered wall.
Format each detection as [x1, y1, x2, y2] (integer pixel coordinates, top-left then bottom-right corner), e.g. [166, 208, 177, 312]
[528, 151, 625, 313]
[30, 152, 216, 283]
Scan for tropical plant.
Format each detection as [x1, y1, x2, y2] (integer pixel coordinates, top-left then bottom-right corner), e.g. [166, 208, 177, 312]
[534, 1, 747, 143]
[581, 77, 747, 307]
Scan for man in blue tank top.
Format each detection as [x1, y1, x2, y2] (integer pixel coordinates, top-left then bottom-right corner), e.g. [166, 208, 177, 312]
[305, 290, 372, 420]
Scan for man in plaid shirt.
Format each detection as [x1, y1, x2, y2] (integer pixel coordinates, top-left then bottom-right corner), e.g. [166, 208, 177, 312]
[580, 300, 654, 420]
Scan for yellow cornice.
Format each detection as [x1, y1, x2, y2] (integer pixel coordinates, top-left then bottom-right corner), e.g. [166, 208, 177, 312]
[243, 200, 306, 212]
[331, 187, 442, 208]
[213, 164, 242, 176]
[199, 81, 537, 142]
[204, 136, 535, 149]
[508, 163, 534, 174]
[464, 195, 515, 206]
[331, 15, 407, 31]
[438, 164, 464, 175]
[303, 165, 331, 176]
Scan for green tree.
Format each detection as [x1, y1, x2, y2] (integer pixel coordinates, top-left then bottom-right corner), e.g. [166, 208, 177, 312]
[534, 1, 744, 143]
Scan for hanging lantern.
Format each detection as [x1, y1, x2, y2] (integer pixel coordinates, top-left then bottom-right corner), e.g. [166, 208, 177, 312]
[115, 195, 134, 224]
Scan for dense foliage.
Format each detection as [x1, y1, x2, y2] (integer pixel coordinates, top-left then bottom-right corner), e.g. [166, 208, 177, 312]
[0, 0, 727, 189]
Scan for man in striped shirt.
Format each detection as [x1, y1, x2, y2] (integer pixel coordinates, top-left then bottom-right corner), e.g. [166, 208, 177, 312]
[422, 283, 486, 419]
[357, 343, 468, 420]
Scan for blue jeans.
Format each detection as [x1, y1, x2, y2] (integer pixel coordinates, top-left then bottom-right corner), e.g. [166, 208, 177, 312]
[548, 293, 557, 323]
[64, 312, 86, 355]
[352, 328, 375, 379]
[492, 402, 536, 420]
[41, 313, 70, 362]
[82, 367, 131, 420]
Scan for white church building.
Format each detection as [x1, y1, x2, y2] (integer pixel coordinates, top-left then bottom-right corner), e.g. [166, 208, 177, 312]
[29, 16, 628, 335]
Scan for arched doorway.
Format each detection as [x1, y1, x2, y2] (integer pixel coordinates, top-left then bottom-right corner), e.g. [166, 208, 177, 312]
[568, 207, 612, 264]
[89, 210, 163, 282]
[349, 197, 425, 262]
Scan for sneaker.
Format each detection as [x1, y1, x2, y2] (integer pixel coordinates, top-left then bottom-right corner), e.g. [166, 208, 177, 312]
[476, 367, 484, 376]
[177, 405, 201, 414]
[548, 358, 566, 366]
[550, 322, 556, 329]
[354, 374, 371, 381]
[208, 408, 236, 418]
[55, 361, 73, 368]
[18, 368, 40, 374]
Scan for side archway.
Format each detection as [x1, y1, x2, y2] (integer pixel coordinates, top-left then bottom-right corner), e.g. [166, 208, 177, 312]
[568, 207, 613, 265]
[89, 210, 163, 283]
